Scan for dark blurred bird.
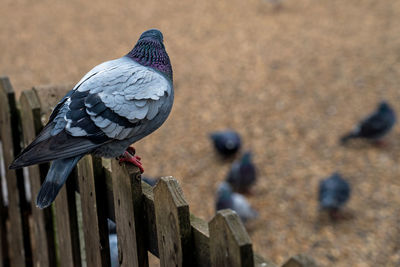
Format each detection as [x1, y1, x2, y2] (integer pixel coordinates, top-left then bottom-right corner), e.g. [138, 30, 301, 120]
[209, 130, 241, 157]
[9, 29, 174, 209]
[216, 182, 258, 223]
[226, 151, 256, 194]
[341, 101, 396, 144]
[318, 173, 351, 219]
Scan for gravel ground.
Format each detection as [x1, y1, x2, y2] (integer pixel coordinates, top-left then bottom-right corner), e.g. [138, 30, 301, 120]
[1, 0, 400, 266]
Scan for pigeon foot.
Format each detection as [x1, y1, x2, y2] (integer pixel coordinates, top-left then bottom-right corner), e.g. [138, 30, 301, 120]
[118, 147, 144, 173]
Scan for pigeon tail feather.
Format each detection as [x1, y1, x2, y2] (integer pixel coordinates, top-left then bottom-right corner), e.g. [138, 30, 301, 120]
[340, 132, 358, 144]
[36, 155, 83, 209]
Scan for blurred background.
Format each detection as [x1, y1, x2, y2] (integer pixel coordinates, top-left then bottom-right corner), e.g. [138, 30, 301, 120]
[1, 0, 400, 266]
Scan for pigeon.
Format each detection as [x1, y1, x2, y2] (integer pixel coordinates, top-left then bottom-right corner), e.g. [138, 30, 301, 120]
[216, 181, 258, 223]
[9, 29, 174, 209]
[209, 130, 241, 156]
[318, 173, 351, 219]
[226, 151, 256, 194]
[341, 101, 396, 144]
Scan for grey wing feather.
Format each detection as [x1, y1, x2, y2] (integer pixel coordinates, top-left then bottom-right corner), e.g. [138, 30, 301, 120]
[75, 56, 172, 140]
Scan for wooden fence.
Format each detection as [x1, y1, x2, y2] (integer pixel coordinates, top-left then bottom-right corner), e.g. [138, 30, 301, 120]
[0, 76, 316, 267]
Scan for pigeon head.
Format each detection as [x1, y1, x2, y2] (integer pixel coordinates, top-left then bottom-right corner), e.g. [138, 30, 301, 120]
[217, 182, 233, 200]
[378, 101, 391, 112]
[127, 29, 173, 81]
[318, 173, 350, 211]
[216, 182, 234, 210]
[241, 151, 252, 165]
[139, 29, 163, 42]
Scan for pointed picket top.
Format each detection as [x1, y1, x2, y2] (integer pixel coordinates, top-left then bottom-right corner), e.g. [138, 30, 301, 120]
[209, 209, 254, 267]
[154, 177, 193, 267]
[281, 254, 317, 267]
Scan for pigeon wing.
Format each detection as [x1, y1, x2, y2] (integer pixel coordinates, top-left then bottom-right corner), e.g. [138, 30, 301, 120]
[11, 57, 172, 168]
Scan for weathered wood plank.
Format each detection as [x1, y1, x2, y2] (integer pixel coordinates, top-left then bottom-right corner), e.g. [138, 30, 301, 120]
[54, 169, 82, 267]
[110, 160, 148, 267]
[30, 85, 82, 267]
[77, 155, 110, 267]
[154, 177, 194, 267]
[32, 84, 73, 123]
[0, 141, 10, 267]
[141, 181, 158, 257]
[0, 77, 32, 267]
[281, 254, 317, 267]
[209, 209, 254, 267]
[19, 90, 57, 267]
[190, 214, 210, 267]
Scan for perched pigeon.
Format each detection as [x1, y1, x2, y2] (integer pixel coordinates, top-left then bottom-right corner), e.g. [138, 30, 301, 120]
[209, 130, 241, 156]
[226, 151, 256, 194]
[318, 173, 351, 218]
[216, 182, 258, 223]
[9, 29, 174, 209]
[341, 101, 396, 144]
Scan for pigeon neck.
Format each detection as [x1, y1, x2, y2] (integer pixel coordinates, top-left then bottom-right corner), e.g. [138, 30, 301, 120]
[241, 153, 251, 165]
[127, 39, 173, 81]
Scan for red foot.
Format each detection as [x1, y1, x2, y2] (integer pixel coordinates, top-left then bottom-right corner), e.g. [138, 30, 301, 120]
[373, 139, 388, 148]
[118, 147, 144, 173]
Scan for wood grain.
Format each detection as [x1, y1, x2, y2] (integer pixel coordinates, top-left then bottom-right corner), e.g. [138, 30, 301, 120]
[154, 177, 194, 267]
[19, 90, 56, 267]
[0, 77, 32, 267]
[209, 209, 254, 267]
[77, 155, 110, 267]
[110, 160, 148, 267]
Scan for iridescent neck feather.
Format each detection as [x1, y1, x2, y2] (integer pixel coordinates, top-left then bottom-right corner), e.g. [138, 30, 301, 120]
[127, 38, 173, 81]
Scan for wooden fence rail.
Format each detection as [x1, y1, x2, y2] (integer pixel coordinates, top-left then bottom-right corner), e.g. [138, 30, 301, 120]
[0, 76, 316, 267]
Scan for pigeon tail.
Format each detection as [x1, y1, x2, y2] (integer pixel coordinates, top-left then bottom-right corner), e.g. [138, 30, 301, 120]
[340, 132, 358, 144]
[36, 155, 83, 209]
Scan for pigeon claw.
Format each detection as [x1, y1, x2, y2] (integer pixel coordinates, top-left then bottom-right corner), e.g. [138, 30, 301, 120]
[118, 150, 144, 173]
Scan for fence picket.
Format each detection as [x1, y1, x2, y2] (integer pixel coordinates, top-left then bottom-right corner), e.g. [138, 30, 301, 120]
[19, 90, 57, 267]
[0, 77, 32, 267]
[154, 177, 194, 267]
[0, 129, 9, 267]
[30, 85, 82, 267]
[77, 155, 110, 267]
[110, 160, 148, 267]
[190, 214, 210, 267]
[281, 254, 316, 267]
[141, 182, 158, 257]
[54, 171, 82, 267]
[209, 209, 254, 267]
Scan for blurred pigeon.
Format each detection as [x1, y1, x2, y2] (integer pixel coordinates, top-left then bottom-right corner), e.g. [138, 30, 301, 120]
[226, 151, 256, 194]
[9, 29, 174, 209]
[341, 101, 396, 144]
[210, 130, 241, 156]
[142, 175, 158, 186]
[107, 219, 118, 267]
[318, 173, 351, 219]
[216, 181, 258, 223]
